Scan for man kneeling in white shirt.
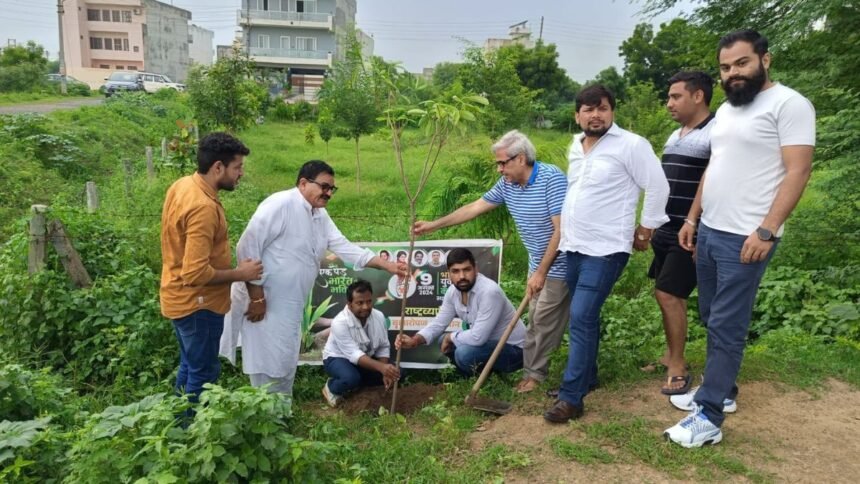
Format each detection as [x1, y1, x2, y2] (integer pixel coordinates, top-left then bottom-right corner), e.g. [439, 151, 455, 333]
[322, 280, 400, 407]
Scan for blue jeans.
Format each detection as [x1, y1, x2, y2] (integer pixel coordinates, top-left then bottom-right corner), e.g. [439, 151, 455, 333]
[558, 251, 630, 407]
[173, 309, 224, 403]
[323, 357, 385, 396]
[693, 224, 777, 426]
[444, 340, 523, 377]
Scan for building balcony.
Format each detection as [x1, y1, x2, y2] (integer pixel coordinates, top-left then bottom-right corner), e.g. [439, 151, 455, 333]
[238, 9, 333, 30]
[89, 50, 143, 62]
[249, 47, 332, 67]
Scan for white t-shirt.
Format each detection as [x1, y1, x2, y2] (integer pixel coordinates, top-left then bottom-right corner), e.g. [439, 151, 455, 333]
[702, 83, 815, 236]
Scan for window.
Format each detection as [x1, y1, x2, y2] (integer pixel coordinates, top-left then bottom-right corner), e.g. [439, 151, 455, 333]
[122, 11, 132, 22]
[133, 46, 139, 52]
[87, 9, 100, 21]
[115, 65, 124, 70]
[295, 36, 316, 51]
[257, 34, 270, 49]
[280, 36, 290, 49]
[123, 39, 129, 51]
[114, 38, 123, 50]
[112, 10, 120, 22]
[104, 39, 113, 50]
[263, 0, 268, 10]
[127, 66, 137, 71]
[102, 9, 110, 21]
[297, 0, 316, 13]
[100, 64, 110, 69]
[89, 37, 103, 49]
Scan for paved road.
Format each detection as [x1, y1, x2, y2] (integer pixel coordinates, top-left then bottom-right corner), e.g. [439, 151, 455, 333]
[0, 98, 104, 115]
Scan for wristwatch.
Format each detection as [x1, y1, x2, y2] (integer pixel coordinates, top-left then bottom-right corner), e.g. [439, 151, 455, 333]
[756, 227, 776, 241]
[637, 233, 649, 241]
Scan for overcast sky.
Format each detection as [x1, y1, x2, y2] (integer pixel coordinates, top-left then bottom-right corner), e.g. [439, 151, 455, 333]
[0, 0, 694, 82]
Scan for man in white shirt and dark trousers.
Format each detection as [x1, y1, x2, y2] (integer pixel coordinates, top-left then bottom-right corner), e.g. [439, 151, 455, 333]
[396, 248, 527, 377]
[544, 85, 670, 423]
[665, 30, 815, 448]
[322, 280, 400, 407]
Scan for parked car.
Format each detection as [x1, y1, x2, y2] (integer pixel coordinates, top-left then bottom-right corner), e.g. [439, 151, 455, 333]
[139, 72, 185, 93]
[46, 74, 87, 87]
[103, 71, 144, 97]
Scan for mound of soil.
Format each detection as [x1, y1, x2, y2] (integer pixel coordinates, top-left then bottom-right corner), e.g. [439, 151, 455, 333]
[339, 383, 442, 415]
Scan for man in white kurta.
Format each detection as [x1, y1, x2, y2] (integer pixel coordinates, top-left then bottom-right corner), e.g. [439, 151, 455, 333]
[220, 160, 404, 395]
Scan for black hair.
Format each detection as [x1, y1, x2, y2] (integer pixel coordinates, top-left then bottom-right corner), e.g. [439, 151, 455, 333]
[197, 132, 250, 174]
[346, 279, 373, 302]
[717, 29, 769, 61]
[296, 160, 335, 185]
[668, 71, 715, 105]
[446, 248, 476, 269]
[575, 84, 616, 112]
[379, 250, 390, 256]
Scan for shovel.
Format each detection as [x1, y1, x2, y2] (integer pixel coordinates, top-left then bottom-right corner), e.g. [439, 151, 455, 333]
[464, 294, 530, 415]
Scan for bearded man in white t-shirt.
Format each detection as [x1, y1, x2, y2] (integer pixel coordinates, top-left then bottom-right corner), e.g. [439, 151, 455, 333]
[664, 29, 816, 448]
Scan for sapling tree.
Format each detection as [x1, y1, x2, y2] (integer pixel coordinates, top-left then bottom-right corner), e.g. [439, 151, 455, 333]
[382, 79, 487, 412]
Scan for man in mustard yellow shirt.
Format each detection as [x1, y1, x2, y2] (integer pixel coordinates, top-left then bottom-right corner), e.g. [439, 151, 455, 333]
[160, 132, 263, 403]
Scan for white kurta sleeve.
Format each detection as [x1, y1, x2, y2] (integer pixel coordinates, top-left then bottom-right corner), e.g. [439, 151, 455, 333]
[236, 196, 289, 285]
[323, 213, 375, 271]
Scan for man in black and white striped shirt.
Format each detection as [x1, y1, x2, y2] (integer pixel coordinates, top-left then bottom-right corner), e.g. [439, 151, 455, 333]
[649, 71, 715, 395]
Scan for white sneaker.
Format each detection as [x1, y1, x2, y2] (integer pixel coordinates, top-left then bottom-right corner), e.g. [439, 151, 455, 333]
[669, 386, 737, 413]
[321, 379, 341, 408]
[664, 405, 723, 448]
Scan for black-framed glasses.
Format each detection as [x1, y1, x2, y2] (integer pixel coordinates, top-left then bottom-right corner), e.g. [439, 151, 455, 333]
[308, 179, 338, 194]
[495, 154, 518, 167]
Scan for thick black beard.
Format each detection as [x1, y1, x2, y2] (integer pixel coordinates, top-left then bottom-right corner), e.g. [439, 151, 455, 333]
[584, 125, 610, 137]
[217, 180, 237, 191]
[455, 279, 476, 293]
[723, 63, 767, 107]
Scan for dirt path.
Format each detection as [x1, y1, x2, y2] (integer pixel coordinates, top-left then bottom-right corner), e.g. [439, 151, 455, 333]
[0, 98, 103, 115]
[469, 379, 860, 483]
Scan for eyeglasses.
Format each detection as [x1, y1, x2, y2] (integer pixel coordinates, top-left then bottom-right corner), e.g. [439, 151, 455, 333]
[307, 179, 338, 194]
[495, 154, 518, 167]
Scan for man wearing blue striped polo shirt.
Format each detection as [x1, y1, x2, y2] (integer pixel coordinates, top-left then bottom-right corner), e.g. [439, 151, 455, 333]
[413, 130, 570, 393]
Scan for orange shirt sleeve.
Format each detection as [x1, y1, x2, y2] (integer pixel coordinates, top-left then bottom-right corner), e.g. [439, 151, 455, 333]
[179, 204, 219, 286]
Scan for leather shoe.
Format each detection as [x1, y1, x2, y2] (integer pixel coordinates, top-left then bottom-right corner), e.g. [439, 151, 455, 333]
[543, 399, 583, 423]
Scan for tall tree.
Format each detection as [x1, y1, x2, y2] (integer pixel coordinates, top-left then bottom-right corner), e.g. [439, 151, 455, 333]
[619, 19, 718, 98]
[457, 46, 534, 137]
[499, 41, 580, 107]
[586, 66, 628, 102]
[318, 28, 380, 193]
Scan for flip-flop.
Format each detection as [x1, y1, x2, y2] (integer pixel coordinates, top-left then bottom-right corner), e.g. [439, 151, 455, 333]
[661, 374, 691, 395]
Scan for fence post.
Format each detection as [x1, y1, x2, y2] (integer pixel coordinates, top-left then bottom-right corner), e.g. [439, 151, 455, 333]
[145, 146, 155, 179]
[85, 181, 99, 213]
[123, 158, 134, 198]
[28, 205, 48, 274]
[193, 124, 199, 142]
[48, 220, 92, 288]
[161, 137, 168, 158]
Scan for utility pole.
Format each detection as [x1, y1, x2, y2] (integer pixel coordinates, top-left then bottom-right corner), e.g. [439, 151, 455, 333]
[539, 16, 544, 42]
[56, 0, 67, 95]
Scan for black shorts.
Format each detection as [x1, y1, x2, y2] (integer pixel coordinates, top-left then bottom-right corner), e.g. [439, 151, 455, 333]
[648, 230, 697, 299]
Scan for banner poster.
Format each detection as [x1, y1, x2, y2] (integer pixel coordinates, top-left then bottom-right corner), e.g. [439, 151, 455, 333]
[298, 239, 503, 368]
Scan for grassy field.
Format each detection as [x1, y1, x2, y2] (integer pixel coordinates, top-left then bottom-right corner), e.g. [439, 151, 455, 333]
[2, 109, 858, 482]
[0, 91, 92, 106]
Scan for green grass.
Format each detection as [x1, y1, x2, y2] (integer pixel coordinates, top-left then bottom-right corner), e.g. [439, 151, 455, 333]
[0, 91, 92, 105]
[548, 436, 616, 464]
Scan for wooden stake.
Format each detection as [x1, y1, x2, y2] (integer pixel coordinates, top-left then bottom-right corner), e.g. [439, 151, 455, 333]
[48, 220, 92, 288]
[85, 181, 99, 213]
[27, 205, 48, 274]
[161, 137, 168, 158]
[123, 159, 134, 198]
[145, 146, 155, 179]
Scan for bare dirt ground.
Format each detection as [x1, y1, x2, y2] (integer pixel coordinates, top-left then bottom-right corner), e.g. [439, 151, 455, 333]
[338, 383, 443, 415]
[470, 379, 860, 483]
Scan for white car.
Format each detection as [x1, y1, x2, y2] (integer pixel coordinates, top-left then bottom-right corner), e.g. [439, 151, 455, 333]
[139, 72, 185, 93]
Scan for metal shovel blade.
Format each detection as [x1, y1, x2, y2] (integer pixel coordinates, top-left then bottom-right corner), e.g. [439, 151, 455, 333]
[465, 395, 513, 415]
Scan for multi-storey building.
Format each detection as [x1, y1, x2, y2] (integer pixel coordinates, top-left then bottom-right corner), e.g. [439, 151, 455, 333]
[189, 24, 215, 66]
[61, 0, 204, 87]
[238, 0, 370, 100]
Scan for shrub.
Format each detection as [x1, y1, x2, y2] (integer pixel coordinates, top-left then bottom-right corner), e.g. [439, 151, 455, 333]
[0, 364, 71, 423]
[66, 386, 343, 483]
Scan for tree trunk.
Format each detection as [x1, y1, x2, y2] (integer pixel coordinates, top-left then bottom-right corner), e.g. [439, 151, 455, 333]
[354, 138, 361, 194]
[390, 202, 417, 414]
